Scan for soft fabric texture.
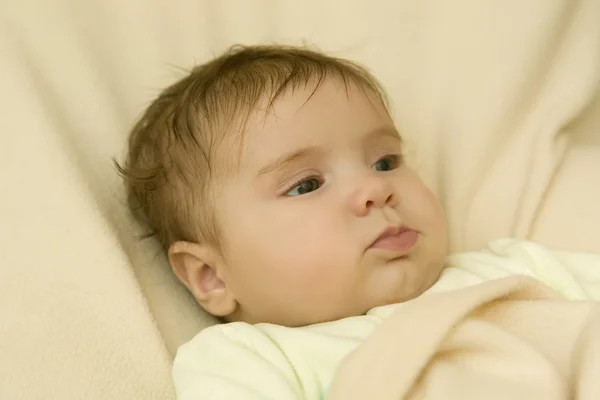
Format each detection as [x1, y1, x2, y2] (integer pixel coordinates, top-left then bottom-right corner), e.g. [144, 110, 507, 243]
[328, 277, 600, 400]
[1, 0, 599, 399]
[172, 239, 600, 399]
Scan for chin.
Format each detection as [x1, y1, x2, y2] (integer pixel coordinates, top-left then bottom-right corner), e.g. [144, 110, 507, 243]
[377, 281, 433, 307]
[370, 294, 405, 309]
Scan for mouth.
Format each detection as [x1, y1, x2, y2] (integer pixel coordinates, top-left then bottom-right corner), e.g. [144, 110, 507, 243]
[369, 225, 419, 254]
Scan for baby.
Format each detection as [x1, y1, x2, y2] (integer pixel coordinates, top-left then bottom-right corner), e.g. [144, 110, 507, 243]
[118, 45, 599, 399]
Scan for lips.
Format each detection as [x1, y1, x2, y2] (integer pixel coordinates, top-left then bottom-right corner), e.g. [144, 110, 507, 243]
[369, 226, 419, 253]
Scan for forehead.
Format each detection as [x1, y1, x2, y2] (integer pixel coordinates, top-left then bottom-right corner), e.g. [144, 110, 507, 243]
[234, 79, 393, 168]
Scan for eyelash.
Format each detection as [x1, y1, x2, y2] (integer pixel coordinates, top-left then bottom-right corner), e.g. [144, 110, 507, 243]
[374, 153, 402, 170]
[282, 174, 324, 195]
[280, 153, 403, 196]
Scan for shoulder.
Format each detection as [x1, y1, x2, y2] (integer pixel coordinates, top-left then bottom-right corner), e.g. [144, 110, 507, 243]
[173, 322, 306, 399]
[175, 322, 290, 365]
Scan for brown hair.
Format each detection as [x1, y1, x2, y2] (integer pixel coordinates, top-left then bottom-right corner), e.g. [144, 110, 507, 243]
[116, 44, 389, 251]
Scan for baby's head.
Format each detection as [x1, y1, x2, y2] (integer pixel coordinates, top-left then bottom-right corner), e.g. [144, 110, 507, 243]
[119, 45, 448, 327]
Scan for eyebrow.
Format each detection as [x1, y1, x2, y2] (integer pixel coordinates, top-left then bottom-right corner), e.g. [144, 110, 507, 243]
[256, 126, 402, 178]
[365, 126, 402, 144]
[256, 146, 321, 178]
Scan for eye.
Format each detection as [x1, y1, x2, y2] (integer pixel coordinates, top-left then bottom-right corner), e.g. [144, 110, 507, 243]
[372, 154, 401, 172]
[285, 177, 322, 196]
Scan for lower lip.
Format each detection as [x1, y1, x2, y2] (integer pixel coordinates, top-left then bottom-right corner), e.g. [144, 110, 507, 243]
[370, 230, 418, 252]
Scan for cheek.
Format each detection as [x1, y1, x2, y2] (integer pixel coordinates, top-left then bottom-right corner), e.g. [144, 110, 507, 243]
[223, 201, 351, 283]
[416, 189, 448, 251]
[403, 178, 446, 227]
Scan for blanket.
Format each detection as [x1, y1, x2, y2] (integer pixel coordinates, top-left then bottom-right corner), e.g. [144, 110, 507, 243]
[327, 277, 600, 400]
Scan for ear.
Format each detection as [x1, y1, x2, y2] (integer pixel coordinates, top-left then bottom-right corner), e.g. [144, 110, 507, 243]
[168, 241, 238, 317]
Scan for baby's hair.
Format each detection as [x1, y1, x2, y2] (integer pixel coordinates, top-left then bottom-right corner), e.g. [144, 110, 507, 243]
[116, 44, 389, 252]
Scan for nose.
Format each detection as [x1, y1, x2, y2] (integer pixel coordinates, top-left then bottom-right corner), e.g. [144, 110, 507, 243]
[348, 172, 396, 216]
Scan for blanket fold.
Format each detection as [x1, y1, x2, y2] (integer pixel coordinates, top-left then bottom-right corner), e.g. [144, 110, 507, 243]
[327, 277, 600, 400]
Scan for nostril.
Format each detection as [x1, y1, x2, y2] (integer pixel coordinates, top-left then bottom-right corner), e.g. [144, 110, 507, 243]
[365, 200, 374, 208]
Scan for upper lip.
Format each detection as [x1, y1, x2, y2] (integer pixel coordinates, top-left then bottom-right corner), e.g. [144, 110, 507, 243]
[369, 225, 412, 248]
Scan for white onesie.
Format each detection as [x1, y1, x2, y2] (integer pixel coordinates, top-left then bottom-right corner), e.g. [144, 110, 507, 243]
[172, 239, 600, 399]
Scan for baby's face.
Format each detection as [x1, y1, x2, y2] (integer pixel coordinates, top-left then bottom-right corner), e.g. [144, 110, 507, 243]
[215, 79, 447, 326]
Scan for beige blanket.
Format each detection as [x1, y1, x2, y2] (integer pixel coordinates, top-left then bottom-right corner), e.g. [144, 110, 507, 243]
[328, 277, 600, 400]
